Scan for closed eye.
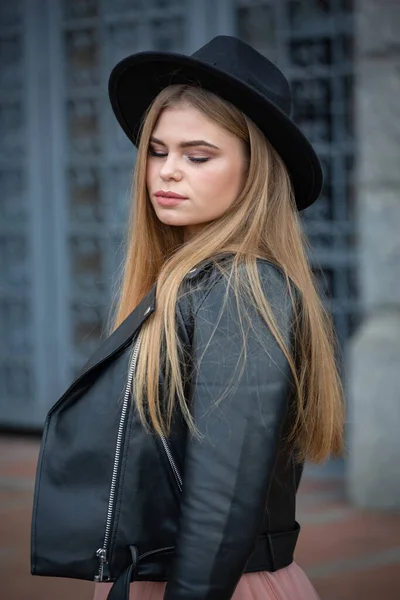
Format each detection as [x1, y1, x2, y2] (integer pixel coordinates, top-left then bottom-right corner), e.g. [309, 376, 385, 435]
[149, 148, 167, 158]
[187, 157, 209, 163]
[148, 148, 209, 164]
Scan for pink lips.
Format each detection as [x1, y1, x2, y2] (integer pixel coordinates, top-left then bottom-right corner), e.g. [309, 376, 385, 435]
[154, 190, 188, 206]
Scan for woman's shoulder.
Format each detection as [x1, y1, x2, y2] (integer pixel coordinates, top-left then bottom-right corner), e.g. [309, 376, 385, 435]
[184, 253, 284, 281]
[175, 255, 297, 351]
[179, 254, 296, 315]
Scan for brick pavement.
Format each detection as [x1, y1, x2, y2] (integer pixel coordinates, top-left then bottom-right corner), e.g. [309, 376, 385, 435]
[0, 435, 399, 600]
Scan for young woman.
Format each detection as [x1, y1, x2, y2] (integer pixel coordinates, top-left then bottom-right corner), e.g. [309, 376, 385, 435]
[91, 35, 344, 600]
[30, 35, 344, 600]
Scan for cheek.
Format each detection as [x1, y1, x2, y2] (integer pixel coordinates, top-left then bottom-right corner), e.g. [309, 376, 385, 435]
[146, 157, 162, 187]
[200, 162, 244, 200]
[146, 162, 154, 187]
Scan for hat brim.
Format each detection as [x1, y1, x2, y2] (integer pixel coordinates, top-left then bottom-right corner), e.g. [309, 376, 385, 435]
[108, 51, 323, 211]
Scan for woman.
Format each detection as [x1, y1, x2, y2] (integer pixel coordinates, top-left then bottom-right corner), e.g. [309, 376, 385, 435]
[99, 35, 344, 598]
[31, 36, 344, 600]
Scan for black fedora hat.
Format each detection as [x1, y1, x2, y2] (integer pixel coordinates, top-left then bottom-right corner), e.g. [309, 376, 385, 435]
[108, 35, 323, 211]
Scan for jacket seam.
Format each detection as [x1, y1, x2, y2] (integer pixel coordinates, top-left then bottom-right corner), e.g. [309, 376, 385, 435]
[192, 271, 226, 316]
[264, 405, 292, 571]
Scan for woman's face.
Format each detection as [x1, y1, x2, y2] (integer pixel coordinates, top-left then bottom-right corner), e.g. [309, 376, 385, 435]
[146, 103, 248, 240]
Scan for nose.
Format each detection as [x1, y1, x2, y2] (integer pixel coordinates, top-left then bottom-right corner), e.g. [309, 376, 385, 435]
[159, 153, 182, 181]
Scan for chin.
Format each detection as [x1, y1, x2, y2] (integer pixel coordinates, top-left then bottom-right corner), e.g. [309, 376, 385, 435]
[155, 212, 189, 227]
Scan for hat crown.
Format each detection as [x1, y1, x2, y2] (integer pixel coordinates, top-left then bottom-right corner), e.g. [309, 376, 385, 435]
[191, 36, 292, 116]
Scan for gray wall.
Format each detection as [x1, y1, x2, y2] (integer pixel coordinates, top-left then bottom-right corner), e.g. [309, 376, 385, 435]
[348, 0, 400, 509]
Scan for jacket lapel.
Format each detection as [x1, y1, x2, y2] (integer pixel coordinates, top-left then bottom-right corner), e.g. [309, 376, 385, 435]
[75, 285, 157, 381]
[73, 256, 231, 383]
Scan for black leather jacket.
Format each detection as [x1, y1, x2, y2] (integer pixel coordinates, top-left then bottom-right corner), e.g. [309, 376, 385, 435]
[31, 257, 303, 600]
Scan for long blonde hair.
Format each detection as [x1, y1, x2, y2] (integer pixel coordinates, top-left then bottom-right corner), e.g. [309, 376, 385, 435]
[111, 84, 345, 463]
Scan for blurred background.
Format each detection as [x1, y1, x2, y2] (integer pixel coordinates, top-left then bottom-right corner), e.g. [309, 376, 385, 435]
[0, 0, 399, 598]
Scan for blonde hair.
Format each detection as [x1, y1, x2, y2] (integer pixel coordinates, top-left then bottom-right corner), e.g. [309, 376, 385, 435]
[111, 84, 345, 463]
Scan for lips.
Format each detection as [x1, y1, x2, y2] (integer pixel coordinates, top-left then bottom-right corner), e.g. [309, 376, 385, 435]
[155, 191, 187, 199]
[154, 190, 188, 207]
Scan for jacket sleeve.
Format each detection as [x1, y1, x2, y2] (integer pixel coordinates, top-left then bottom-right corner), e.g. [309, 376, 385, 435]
[164, 263, 295, 600]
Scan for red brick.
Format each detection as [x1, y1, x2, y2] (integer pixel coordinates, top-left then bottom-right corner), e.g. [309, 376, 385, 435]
[313, 563, 400, 600]
[296, 510, 400, 568]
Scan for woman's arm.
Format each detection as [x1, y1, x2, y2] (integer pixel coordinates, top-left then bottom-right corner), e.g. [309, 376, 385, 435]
[164, 262, 295, 600]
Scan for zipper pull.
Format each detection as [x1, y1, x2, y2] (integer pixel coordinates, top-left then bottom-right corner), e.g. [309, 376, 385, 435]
[94, 547, 109, 582]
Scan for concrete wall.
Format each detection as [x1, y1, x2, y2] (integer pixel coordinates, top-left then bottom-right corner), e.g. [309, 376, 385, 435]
[348, 0, 400, 509]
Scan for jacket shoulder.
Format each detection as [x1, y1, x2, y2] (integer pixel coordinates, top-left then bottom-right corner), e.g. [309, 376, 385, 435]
[180, 256, 296, 318]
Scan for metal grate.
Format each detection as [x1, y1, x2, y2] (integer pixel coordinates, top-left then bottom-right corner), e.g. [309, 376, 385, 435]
[237, 0, 358, 352]
[0, 0, 357, 429]
[0, 1, 36, 426]
[60, 0, 190, 377]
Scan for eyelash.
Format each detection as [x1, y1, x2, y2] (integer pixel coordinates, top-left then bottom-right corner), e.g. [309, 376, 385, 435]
[148, 149, 209, 164]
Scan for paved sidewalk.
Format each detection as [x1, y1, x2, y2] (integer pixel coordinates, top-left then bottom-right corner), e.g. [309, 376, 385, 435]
[1, 435, 399, 599]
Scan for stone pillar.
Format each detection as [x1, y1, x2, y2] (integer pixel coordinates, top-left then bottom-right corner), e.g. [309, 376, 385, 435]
[347, 0, 400, 509]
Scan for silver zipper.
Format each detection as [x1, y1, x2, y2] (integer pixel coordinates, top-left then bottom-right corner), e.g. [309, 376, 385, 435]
[94, 334, 142, 582]
[160, 435, 183, 493]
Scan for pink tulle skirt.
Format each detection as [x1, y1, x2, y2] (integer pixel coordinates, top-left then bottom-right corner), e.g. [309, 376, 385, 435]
[93, 561, 320, 600]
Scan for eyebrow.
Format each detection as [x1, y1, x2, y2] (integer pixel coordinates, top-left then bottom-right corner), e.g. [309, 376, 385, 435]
[150, 136, 220, 150]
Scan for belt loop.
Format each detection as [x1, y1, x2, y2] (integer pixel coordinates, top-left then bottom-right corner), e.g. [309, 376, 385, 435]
[266, 534, 277, 572]
[130, 545, 138, 571]
[106, 546, 139, 600]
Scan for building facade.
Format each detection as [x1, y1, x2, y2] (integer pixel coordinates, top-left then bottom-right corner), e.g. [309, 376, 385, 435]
[7, 0, 391, 499]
